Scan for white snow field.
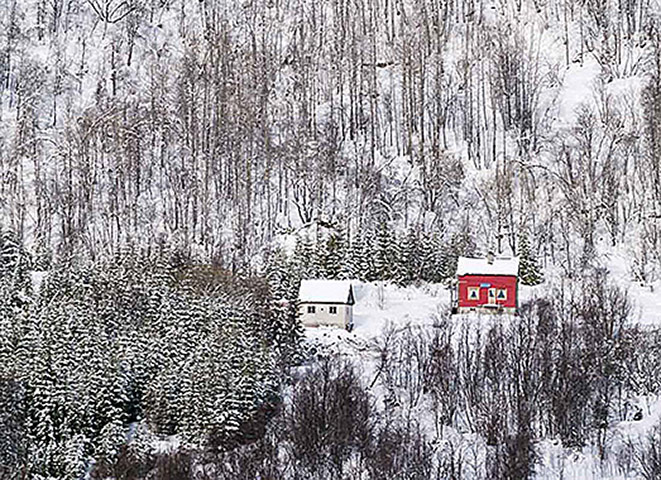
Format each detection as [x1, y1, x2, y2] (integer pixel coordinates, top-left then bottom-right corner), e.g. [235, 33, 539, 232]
[604, 249, 661, 327]
[305, 280, 661, 480]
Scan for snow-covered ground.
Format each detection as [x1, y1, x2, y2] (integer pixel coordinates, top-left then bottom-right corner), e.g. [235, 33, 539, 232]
[304, 279, 661, 480]
[604, 249, 661, 327]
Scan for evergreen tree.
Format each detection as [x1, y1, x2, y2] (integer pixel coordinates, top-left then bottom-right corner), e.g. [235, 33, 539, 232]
[399, 228, 422, 285]
[61, 434, 88, 480]
[30, 237, 52, 271]
[0, 228, 31, 295]
[347, 234, 372, 281]
[264, 247, 303, 366]
[322, 231, 347, 280]
[0, 280, 20, 379]
[373, 221, 397, 281]
[438, 237, 456, 280]
[0, 379, 28, 476]
[265, 247, 295, 299]
[420, 232, 444, 282]
[312, 239, 328, 278]
[293, 236, 317, 279]
[518, 232, 544, 286]
[390, 232, 407, 287]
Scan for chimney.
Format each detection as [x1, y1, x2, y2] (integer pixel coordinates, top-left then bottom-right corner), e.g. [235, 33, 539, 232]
[487, 251, 495, 265]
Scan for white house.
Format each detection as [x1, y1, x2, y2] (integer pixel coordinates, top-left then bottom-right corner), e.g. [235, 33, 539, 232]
[298, 279, 355, 330]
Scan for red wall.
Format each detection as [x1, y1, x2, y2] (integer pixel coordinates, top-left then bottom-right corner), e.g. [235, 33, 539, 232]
[458, 275, 518, 309]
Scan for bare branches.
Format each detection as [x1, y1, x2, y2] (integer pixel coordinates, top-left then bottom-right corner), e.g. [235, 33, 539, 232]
[86, 0, 135, 24]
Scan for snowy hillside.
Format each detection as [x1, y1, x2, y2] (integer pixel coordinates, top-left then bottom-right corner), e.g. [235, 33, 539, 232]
[2, 0, 661, 478]
[1, 0, 660, 277]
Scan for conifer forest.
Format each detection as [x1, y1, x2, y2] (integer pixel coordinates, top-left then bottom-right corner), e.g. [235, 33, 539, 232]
[2, 0, 661, 478]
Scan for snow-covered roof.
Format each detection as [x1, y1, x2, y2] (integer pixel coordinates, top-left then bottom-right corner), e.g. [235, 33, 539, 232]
[299, 279, 355, 305]
[456, 257, 520, 276]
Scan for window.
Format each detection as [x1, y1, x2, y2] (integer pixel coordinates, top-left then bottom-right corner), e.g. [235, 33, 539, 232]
[488, 288, 496, 301]
[329, 306, 337, 314]
[307, 306, 316, 314]
[497, 289, 507, 301]
[467, 287, 479, 300]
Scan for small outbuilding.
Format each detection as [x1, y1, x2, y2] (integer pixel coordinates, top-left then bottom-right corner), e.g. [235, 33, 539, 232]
[455, 254, 519, 314]
[299, 279, 355, 330]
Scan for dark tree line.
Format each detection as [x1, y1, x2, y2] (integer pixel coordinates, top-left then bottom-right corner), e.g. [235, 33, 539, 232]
[266, 223, 542, 289]
[0, 234, 302, 479]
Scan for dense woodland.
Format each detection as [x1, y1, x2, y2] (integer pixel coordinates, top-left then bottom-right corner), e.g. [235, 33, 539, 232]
[0, 0, 661, 277]
[2, 0, 661, 478]
[0, 233, 304, 478]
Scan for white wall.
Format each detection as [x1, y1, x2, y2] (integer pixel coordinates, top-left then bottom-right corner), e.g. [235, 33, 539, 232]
[300, 303, 353, 329]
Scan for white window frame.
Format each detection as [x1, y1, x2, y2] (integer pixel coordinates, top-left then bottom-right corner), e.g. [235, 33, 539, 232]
[467, 287, 480, 300]
[497, 289, 507, 301]
[307, 305, 316, 314]
[329, 306, 337, 314]
[488, 288, 496, 301]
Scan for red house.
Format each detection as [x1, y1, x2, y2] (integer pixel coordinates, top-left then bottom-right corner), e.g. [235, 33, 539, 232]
[455, 254, 520, 314]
